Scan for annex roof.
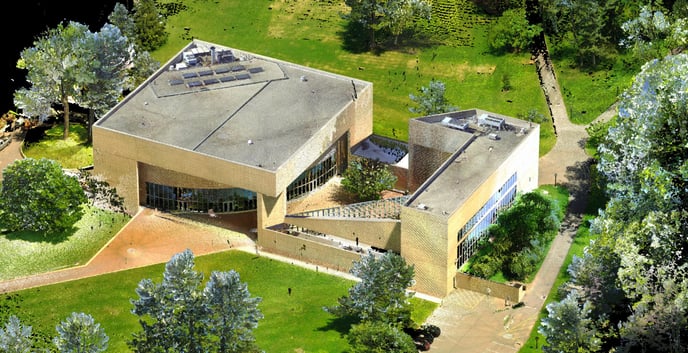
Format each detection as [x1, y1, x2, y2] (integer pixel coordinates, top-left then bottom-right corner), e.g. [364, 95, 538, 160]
[406, 109, 537, 217]
[95, 39, 370, 172]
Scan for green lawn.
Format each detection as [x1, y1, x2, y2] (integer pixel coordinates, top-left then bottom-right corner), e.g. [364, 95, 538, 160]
[547, 37, 640, 125]
[1, 250, 437, 352]
[517, 214, 598, 353]
[154, 0, 554, 154]
[0, 205, 130, 281]
[22, 123, 93, 169]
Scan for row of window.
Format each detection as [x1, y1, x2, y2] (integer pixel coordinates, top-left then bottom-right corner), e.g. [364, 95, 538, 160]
[145, 147, 340, 212]
[456, 172, 517, 268]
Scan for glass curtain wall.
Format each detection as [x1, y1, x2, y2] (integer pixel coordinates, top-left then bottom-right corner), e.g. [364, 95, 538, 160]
[456, 172, 517, 268]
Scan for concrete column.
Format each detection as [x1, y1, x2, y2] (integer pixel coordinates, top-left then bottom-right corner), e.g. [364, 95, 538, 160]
[256, 191, 286, 232]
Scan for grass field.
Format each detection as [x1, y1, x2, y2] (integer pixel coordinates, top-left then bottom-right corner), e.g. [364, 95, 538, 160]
[22, 123, 93, 169]
[153, 0, 555, 154]
[1, 250, 436, 352]
[0, 206, 130, 281]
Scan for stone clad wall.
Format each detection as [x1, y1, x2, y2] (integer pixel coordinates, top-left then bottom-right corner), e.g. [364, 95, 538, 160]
[454, 272, 525, 302]
[259, 228, 362, 273]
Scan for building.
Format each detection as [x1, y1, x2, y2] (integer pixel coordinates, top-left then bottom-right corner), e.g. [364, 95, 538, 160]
[93, 40, 539, 298]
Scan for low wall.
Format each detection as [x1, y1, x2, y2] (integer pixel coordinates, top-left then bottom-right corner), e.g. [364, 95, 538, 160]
[454, 272, 526, 303]
[258, 228, 362, 273]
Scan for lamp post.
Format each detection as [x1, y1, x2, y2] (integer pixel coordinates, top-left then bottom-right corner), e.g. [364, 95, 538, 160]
[554, 173, 557, 186]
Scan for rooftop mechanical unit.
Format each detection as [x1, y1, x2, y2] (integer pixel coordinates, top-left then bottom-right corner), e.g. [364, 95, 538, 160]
[478, 114, 505, 130]
[440, 116, 469, 131]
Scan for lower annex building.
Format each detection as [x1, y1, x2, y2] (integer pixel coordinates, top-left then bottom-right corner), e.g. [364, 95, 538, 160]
[93, 40, 539, 298]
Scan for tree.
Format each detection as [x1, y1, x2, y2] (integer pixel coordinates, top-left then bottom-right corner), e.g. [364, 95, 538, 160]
[108, 2, 137, 44]
[130, 249, 263, 353]
[76, 23, 131, 142]
[384, 0, 431, 46]
[0, 315, 33, 353]
[14, 21, 96, 139]
[133, 0, 168, 52]
[130, 249, 208, 352]
[204, 271, 264, 353]
[347, 321, 417, 353]
[544, 53, 688, 352]
[53, 312, 109, 353]
[539, 290, 602, 353]
[484, 191, 559, 280]
[621, 5, 688, 60]
[408, 80, 457, 116]
[0, 158, 87, 233]
[344, 0, 430, 49]
[341, 157, 397, 201]
[539, 0, 610, 67]
[325, 252, 415, 325]
[488, 8, 542, 53]
[108, 2, 161, 92]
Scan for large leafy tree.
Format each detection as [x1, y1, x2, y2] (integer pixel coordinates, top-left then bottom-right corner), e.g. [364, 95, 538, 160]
[53, 312, 109, 353]
[0, 158, 86, 233]
[621, 5, 688, 61]
[108, 2, 160, 92]
[542, 53, 688, 352]
[75, 23, 131, 142]
[540, 0, 618, 67]
[488, 8, 542, 53]
[408, 80, 457, 116]
[344, 0, 431, 49]
[325, 252, 415, 325]
[470, 191, 559, 280]
[130, 249, 263, 353]
[133, 0, 168, 52]
[341, 157, 397, 201]
[14, 21, 96, 139]
[539, 290, 601, 353]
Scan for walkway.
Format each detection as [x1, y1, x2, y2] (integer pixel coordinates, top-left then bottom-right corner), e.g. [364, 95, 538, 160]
[425, 53, 616, 353]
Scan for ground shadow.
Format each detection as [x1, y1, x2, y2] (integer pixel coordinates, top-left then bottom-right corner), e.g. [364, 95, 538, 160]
[3, 226, 76, 244]
[317, 315, 356, 337]
[561, 158, 594, 215]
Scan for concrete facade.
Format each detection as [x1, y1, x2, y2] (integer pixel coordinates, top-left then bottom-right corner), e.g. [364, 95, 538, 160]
[92, 40, 539, 299]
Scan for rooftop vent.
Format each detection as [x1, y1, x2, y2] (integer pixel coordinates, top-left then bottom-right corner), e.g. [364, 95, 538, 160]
[478, 114, 505, 130]
[440, 116, 469, 131]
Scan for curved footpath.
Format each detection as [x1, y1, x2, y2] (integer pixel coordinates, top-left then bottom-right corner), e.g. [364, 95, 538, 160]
[0, 55, 619, 352]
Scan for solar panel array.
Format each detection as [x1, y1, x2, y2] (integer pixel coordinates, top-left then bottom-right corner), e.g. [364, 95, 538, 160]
[167, 64, 263, 89]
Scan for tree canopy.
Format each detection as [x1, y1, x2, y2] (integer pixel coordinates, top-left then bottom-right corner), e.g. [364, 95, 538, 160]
[341, 157, 398, 201]
[130, 249, 263, 353]
[344, 0, 431, 49]
[325, 252, 415, 326]
[408, 80, 457, 116]
[0, 158, 86, 233]
[540, 53, 688, 352]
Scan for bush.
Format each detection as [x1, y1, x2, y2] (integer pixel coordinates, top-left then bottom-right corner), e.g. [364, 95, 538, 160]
[468, 254, 501, 278]
[0, 158, 87, 233]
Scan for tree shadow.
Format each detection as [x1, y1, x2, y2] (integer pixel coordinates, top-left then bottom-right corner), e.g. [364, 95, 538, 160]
[3, 226, 76, 244]
[338, 21, 371, 54]
[330, 184, 358, 205]
[317, 314, 356, 337]
[562, 158, 594, 215]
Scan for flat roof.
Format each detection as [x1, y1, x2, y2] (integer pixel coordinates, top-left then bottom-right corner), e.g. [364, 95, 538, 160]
[95, 39, 371, 172]
[406, 109, 537, 217]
